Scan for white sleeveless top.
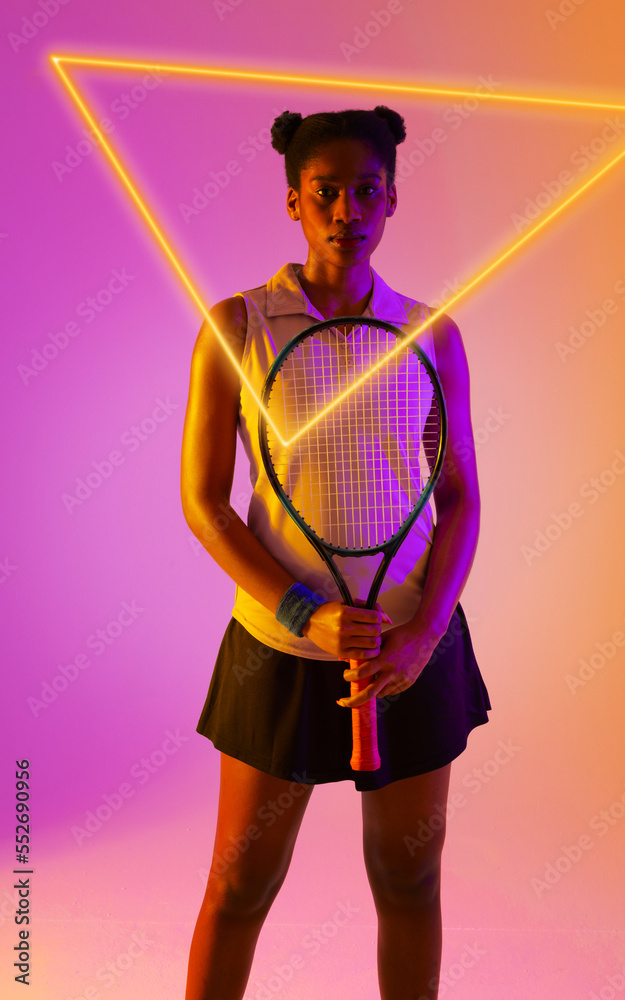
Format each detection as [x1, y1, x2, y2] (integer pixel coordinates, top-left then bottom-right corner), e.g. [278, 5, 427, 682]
[230, 262, 438, 659]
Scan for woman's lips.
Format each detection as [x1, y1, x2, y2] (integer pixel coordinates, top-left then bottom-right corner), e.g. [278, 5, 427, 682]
[331, 235, 365, 248]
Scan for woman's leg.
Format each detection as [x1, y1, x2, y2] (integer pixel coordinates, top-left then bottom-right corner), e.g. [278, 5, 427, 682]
[185, 753, 314, 1000]
[361, 763, 452, 1000]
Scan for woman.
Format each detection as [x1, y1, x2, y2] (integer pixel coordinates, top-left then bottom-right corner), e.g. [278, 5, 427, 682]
[181, 105, 491, 1000]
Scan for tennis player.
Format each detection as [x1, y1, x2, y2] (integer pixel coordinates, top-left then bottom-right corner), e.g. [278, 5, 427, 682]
[181, 105, 491, 1000]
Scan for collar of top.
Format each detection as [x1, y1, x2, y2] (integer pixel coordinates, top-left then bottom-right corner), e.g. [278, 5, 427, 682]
[265, 262, 418, 325]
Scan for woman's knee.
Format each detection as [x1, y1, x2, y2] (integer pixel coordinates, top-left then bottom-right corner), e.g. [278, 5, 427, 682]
[206, 756, 314, 919]
[361, 765, 451, 909]
[204, 855, 288, 919]
[364, 836, 445, 910]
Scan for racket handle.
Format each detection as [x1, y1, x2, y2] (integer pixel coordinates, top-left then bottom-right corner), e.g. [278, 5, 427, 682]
[349, 658, 381, 771]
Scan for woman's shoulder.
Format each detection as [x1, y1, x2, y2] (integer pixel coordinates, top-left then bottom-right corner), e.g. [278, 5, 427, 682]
[426, 308, 471, 390]
[197, 295, 249, 359]
[428, 307, 462, 350]
[205, 294, 248, 330]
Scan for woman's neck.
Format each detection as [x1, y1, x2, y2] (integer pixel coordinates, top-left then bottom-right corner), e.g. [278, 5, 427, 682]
[297, 260, 373, 319]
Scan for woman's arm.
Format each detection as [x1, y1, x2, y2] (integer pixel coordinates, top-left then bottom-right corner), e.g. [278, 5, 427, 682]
[180, 296, 296, 614]
[404, 310, 481, 644]
[180, 297, 385, 660]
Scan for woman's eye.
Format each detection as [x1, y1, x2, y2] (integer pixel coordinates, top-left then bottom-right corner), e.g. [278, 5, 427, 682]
[316, 186, 378, 197]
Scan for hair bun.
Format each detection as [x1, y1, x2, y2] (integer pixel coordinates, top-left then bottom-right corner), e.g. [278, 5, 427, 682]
[270, 111, 304, 154]
[373, 105, 406, 145]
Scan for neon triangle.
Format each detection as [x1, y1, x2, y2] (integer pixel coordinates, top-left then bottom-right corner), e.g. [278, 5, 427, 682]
[50, 55, 625, 445]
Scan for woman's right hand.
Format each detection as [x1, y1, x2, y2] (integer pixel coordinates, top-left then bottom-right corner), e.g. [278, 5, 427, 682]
[300, 601, 390, 661]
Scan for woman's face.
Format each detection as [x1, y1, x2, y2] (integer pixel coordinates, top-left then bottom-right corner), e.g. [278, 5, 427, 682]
[287, 137, 397, 269]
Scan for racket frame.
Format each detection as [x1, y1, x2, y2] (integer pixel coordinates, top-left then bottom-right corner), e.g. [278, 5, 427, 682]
[259, 315, 448, 611]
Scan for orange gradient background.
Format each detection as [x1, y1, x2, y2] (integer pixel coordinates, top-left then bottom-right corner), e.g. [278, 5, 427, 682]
[2, 1, 625, 998]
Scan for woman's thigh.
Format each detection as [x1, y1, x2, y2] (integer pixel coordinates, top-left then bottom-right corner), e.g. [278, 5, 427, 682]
[208, 753, 315, 905]
[360, 764, 452, 895]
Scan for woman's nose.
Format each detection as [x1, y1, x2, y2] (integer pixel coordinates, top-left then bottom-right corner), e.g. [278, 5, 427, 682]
[333, 193, 361, 224]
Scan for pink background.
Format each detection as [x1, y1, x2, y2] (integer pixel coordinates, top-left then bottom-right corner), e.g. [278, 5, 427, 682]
[2, 1, 625, 997]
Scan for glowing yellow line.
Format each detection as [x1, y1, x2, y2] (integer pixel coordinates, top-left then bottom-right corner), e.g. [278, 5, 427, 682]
[49, 52, 625, 448]
[51, 53, 625, 113]
[51, 57, 276, 435]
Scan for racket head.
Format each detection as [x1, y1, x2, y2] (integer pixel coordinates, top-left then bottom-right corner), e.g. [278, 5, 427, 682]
[259, 315, 448, 558]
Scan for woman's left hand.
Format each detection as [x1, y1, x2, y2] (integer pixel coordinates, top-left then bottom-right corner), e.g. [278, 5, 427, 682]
[336, 622, 442, 708]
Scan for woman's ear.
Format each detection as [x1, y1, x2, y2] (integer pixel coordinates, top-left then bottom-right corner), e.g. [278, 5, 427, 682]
[286, 186, 300, 221]
[386, 182, 398, 218]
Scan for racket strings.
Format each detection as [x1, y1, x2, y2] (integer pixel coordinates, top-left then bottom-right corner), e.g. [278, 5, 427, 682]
[267, 323, 443, 551]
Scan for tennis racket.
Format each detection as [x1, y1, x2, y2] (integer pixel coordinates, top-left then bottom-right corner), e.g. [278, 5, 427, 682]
[259, 316, 447, 770]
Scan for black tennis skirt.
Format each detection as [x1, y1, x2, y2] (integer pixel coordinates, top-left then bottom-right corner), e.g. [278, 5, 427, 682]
[196, 603, 491, 792]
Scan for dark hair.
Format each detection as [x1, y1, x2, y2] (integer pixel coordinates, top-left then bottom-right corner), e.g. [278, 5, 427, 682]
[270, 106, 406, 189]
